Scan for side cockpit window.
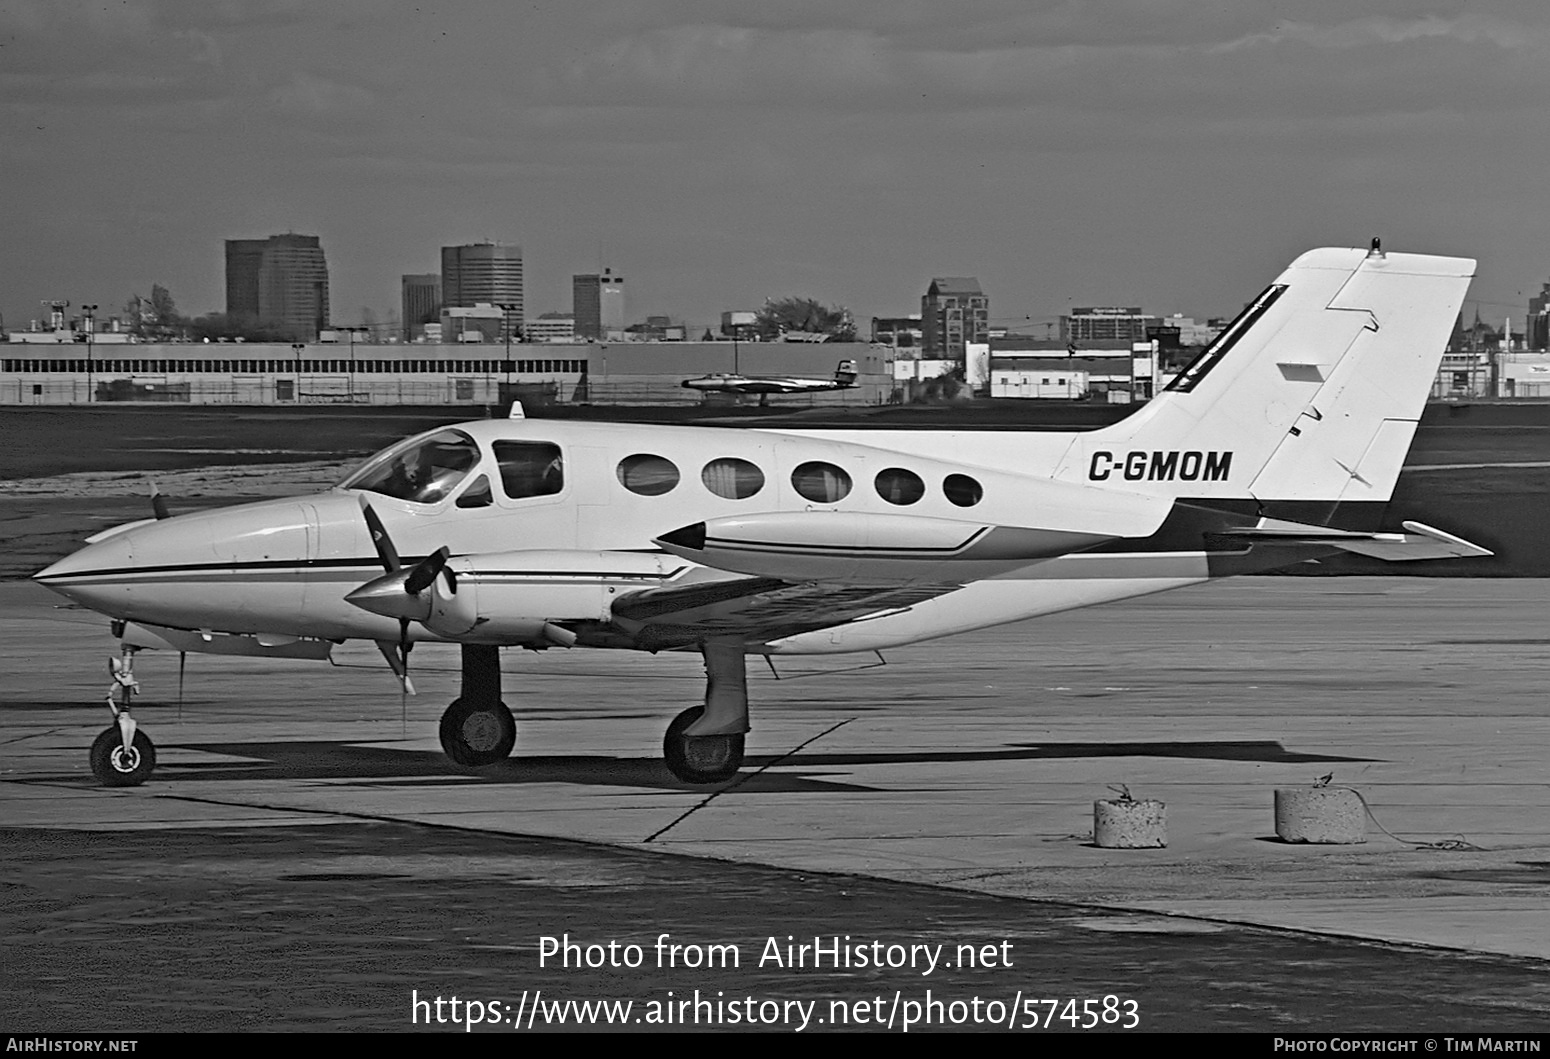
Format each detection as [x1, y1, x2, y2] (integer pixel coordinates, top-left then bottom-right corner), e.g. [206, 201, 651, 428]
[494, 440, 564, 500]
[340, 429, 480, 505]
[455, 474, 493, 509]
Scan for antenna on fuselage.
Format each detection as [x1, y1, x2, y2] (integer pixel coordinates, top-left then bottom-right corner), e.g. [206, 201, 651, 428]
[149, 481, 171, 520]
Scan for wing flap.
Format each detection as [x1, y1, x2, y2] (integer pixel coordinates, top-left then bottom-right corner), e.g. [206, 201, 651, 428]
[611, 576, 960, 650]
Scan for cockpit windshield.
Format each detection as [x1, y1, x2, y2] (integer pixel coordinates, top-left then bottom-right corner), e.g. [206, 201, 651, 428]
[339, 429, 481, 504]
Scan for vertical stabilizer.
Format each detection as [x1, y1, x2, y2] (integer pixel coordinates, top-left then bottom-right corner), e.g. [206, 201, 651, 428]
[1054, 247, 1475, 505]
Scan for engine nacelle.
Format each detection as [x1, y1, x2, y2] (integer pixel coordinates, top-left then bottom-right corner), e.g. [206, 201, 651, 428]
[655, 511, 1114, 583]
[349, 549, 686, 646]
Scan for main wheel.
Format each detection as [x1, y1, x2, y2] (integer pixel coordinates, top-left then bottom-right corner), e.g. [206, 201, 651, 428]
[89, 727, 156, 787]
[663, 705, 744, 785]
[439, 698, 516, 767]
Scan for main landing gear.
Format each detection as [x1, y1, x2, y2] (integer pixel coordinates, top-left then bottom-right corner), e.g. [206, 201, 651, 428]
[432, 641, 751, 785]
[438, 644, 517, 767]
[663, 639, 748, 785]
[90, 646, 156, 787]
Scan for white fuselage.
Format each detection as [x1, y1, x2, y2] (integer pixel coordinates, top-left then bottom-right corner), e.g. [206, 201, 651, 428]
[35, 416, 1207, 655]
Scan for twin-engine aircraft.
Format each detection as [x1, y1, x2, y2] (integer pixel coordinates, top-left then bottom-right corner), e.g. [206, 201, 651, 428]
[37, 245, 1490, 788]
[682, 359, 859, 404]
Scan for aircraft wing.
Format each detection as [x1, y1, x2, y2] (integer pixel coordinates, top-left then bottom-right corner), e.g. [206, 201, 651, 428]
[610, 574, 960, 651]
[608, 507, 1119, 649]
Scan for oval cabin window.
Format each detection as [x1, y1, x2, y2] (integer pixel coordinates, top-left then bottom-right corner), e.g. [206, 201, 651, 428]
[943, 473, 983, 507]
[617, 454, 680, 496]
[790, 461, 852, 504]
[701, 458, 765, 500]
[874, 467, 925, 506]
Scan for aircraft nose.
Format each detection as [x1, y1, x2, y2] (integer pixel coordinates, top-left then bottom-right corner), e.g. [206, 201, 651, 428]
[35, 533, 136, 597]
[33, 499, 319, 620]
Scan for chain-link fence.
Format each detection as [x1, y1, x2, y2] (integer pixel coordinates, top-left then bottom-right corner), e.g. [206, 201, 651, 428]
[0, 372, 896, 407]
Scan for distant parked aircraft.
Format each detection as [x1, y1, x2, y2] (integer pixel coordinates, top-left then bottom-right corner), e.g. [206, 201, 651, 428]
[683, 360, 858, 404]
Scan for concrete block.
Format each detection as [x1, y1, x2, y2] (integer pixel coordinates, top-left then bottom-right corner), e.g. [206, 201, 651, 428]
[1093, 798, 1167, 848]
[1275, 787, 1367, 844]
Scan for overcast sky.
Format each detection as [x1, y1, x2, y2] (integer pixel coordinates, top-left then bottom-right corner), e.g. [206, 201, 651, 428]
[3, 1, 1547, 335]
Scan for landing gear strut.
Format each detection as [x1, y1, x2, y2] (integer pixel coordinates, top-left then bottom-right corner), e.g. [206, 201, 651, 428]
[663, 639, 748, 784]
[438, 644, 516, 768]
[90, 645, 156, 787]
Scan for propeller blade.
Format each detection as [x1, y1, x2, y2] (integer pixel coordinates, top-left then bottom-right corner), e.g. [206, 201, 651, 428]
[403, 547, 451, 596]
[374, 639, 417, 696]
[360, 500, 400, 573]
[398, 617, 414, 692]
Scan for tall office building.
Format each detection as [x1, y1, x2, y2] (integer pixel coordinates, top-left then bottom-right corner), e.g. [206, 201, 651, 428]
[224, 239, 266, 320]
[224, 234, 330, 341]
[572, 268, 624, 340]
[442, 242, 523, 339]
[921, 277, 988, 360]
[401, 273, 441, 341]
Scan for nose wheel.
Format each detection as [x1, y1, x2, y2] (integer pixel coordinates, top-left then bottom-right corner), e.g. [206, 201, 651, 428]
[89, 646, 156, 787]
[90, 726, 156, 787]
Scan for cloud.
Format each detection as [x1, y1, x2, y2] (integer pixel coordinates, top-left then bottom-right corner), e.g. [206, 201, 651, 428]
[176, 28, 224, 67]
[1210, 13, 1543, 53]
[549, 23, 895, 106]
[525, 2, 1550, 138]
[268, 71, 374, 115]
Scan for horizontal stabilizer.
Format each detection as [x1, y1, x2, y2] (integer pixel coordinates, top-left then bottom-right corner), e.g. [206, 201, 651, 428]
[1217, 519, 1492, 562]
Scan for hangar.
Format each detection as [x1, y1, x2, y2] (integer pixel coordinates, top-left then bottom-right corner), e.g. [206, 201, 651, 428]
[0, 340, 894, 407]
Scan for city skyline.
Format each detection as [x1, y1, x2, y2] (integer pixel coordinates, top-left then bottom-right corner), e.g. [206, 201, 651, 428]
[4, 3, 1549, 336]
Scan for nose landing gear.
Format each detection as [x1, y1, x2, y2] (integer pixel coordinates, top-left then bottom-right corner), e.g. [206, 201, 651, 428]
[90, 647, 156, 787]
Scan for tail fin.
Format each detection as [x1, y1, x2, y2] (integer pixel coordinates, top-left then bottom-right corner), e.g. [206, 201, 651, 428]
[1058, 246, 1474, 508]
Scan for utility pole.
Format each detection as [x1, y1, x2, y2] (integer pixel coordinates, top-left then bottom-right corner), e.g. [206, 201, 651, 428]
[81, 303, 97, 403]
[496, 302, 519, 405]
[343, 326, 368, 402]
[291, 342, 305, 402]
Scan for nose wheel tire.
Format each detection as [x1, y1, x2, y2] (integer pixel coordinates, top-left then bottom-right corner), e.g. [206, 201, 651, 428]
[89, 727, 157, 787]
[438, 697, 516, 767]
[664, 705, 744, 785]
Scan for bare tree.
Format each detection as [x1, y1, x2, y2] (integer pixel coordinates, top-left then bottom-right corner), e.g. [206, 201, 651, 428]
[125, 285, 184, 340]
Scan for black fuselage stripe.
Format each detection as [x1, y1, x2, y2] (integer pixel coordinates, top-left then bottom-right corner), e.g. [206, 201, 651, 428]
[702, 538, 975, 557]
[37, 498, 1390, 581]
